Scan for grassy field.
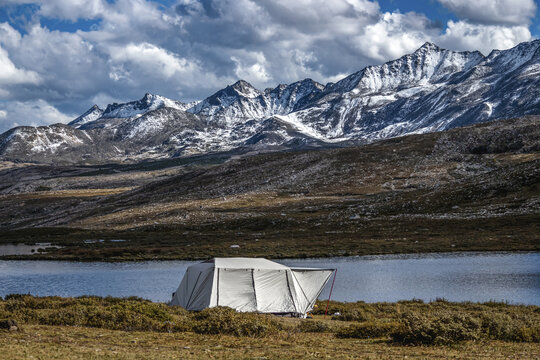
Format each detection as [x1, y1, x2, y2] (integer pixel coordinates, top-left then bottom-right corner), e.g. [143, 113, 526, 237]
[1, 213, 538, 261]
[2, 324, 538, 359]
[0, 295, 538, 359]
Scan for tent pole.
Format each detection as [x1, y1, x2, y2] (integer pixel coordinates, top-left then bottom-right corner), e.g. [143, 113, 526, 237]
[324, 269, 337, 319]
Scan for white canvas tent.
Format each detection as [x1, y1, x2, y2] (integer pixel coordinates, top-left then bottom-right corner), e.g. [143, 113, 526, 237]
[169, 257, 334, 317]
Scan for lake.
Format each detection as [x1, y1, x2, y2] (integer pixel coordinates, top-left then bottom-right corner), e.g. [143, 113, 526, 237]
[0, 252, 538, 305]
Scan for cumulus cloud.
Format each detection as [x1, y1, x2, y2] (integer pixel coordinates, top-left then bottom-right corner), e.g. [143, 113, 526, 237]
[351, 12, 441, 62]
[0, 23, 108, 105]
[38, 0, 107, 21]
[0, 99, 74, 133]
[2, 0, 107, 21]
[439, 20, 532, 55]
[437, 0, 537, 26]
[0, 0, 536, 131]
[231, 52, 272, 83]
[0, 46, 41, 86]
[108, 43, 196, 79]
[0, 22, 22, 47]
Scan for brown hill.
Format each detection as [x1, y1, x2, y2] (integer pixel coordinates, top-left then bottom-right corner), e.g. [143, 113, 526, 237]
[0, 116, 538, 260]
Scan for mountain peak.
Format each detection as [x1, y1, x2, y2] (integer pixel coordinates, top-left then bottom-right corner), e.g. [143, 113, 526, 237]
[414, 41, 442, 54]
[68, 104, 104, 127]
[5, 39, 539, 164]
[140, 92, 161, 104]
[96, 93, 188, 120]
[231, 79, 251, 87]
[230, 80, 261, 98]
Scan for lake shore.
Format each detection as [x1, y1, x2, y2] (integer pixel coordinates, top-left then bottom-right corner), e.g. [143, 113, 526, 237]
[1, 296, 538, 359]
[1, 213, 539, 262]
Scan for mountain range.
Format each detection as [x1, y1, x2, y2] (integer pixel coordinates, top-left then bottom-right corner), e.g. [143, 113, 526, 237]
[1, 40, 539, 164]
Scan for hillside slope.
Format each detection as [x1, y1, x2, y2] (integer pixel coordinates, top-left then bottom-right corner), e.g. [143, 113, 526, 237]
[0, 116, 538, 260]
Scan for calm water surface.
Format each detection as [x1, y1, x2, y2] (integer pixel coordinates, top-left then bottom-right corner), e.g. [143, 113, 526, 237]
[0, 252, 538, 305]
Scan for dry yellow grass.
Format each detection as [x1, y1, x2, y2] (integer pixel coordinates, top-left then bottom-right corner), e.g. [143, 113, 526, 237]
[1, 325, 538, 360]
[73, 192, 354, 230]
[0, 188, 134, 201]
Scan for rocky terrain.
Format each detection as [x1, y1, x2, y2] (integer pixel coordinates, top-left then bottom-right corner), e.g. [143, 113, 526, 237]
[0, 40, 539, 164]
[0, 116, 538, 260]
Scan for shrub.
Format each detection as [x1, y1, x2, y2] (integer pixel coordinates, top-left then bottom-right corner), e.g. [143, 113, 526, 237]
[2, 294, 191, 333]
[481, 313, 540, 342]
[336, 321, 400, 339]
[513, 326, 540, 343]
[192, 307, 279, 337]
[1, 295, 538, 343]
[332, 309, 370, 322]
[297, 320, 331, 333]
[397, 299, 424, 305]
[391, 312, 481, 345]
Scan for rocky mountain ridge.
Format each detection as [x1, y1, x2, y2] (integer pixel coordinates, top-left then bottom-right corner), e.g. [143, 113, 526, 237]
[1, 40, 539, 164]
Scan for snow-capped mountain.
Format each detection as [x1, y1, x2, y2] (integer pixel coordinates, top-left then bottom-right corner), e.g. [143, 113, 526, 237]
[68, 105, 104, 128]
[0, 124, 120, 163]
[279, 41, 538, 141]
[1, 39, 539, 164]
[185, 78, 324, 125]
[101, 93, 191, 119]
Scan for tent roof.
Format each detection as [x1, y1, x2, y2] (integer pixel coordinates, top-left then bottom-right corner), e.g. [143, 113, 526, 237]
[208, 257, 290, 270]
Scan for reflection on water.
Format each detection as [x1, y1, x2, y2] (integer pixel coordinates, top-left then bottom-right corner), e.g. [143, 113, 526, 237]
[0, 252, 538, 305]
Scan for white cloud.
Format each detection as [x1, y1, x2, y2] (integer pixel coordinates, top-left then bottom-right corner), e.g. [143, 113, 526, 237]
[0, 0, 536, 132]
[0, 23, 22, 48]
[231, 51, 272, 85]
[437, 0, 537, 26]
[352, 12, 440, 62]
[258, 0, 381, 35]
[0, 24, 109, 104]
[438, 20, 532, 55]
[109, 43, 195, 79]
[38, 0, 107, 21]
[0, 99, 74, 133]
[0, 46, 41, 86]
[2, 0, 107, 21]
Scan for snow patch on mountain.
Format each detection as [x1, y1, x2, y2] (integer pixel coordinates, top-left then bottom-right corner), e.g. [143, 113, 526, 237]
[101, 93, 190, 119]
[1, 39, 539, 164]
[68, 105, 104, 127]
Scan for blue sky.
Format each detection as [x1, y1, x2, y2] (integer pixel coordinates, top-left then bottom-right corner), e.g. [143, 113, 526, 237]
[0, 0, 538, 132]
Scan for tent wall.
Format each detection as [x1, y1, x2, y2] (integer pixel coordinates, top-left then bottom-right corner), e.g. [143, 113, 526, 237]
[169, 258, 335, 316]
[217, 268, 257, 312]
[253, 269, 297, 313]
[290, 269, 334, 314]
[186, 267, 214, 310]
[170, 263, 214, 310]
